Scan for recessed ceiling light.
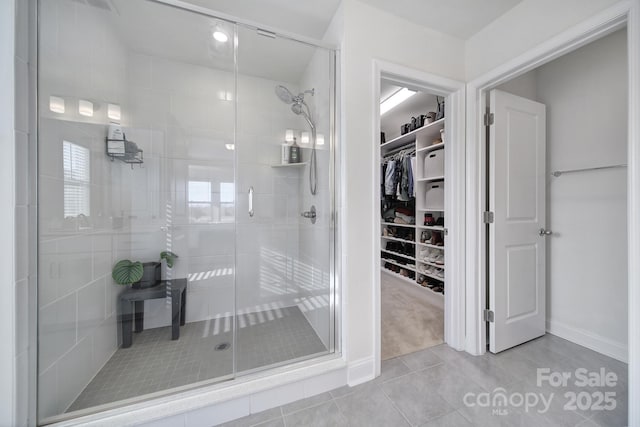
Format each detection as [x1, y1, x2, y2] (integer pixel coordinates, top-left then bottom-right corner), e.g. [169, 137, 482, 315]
[380, 88, 417, 115]
[225, 143, 235, 151]
[213, 31, 228, 43]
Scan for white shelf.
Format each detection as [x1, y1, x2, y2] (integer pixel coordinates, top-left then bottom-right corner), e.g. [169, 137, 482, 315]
[381, 249, 415, 261]
[381, 222, 415, 228]
[271, 162, 308, 168]
[416, 242, 444, 250]
[381, 258, 416, 272]
[381, 235, 415, 244]
[416, 259, 445, 269]
[417, 225, 445, 231]
[417, 141, 444, 154]
[417, 208, 444, 212]
[417, 270, 445, 282]
[416, 176, 445, 182]
[380, 118, 445, 152]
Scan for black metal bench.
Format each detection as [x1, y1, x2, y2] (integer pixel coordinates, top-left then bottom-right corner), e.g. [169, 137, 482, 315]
[119, 278, 187, 348]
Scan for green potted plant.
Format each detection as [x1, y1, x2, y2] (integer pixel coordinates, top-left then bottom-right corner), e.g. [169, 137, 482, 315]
[112, 251, 179, 288]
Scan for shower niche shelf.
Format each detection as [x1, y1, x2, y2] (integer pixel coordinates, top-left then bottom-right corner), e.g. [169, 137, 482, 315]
[271, 162, 308, 168]
[106, 138, 144, 168]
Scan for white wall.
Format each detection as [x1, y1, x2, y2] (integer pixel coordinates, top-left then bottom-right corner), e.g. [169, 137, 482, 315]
[538, 30, 628, 361]
[1, 0, 18, 425]
[336, 0, 465, 371]
[465, 0, 621, 80]
[37, 0, 129, 419]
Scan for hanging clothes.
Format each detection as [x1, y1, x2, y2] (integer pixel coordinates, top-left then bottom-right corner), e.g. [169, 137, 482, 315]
[384, 160, 396, 196]
[409, 155, 416, 197]
[399, 155, 411, 201]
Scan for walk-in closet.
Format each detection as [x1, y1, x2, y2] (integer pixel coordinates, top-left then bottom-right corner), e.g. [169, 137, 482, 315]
[378, 79, 447, 359]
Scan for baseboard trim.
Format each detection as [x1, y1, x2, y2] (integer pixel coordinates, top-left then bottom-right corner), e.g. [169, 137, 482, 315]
[347, 356, 375, 386]
[546, 319, 628, 363]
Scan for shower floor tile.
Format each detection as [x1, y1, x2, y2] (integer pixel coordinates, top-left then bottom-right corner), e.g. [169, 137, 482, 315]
[68, 306, 327, 412]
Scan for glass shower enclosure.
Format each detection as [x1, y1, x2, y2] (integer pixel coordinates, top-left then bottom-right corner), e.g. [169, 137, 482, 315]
[36, 0, 336, 422]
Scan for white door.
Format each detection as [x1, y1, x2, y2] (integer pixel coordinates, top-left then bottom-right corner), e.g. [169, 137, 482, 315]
[489, 89, 547, 353]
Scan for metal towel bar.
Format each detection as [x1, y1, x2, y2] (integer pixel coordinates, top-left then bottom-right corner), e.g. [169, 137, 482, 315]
[551, 164, 627, 177]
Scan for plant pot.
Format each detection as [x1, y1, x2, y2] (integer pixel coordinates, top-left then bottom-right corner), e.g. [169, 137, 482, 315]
[133, 262, 161, 289]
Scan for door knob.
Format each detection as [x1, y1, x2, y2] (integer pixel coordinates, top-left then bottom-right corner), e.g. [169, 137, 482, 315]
[538, 228, 553, 237]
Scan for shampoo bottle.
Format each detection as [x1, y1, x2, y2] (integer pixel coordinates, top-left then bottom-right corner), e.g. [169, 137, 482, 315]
[289, 137, 301, 163]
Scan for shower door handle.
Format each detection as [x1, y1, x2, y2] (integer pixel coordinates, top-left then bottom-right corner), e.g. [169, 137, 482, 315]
[248, 186, 254, 217]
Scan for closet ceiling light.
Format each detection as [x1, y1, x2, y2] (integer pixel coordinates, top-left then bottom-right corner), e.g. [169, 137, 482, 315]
[225, 143, 235, 150]
[380, 88, 416, 115]
[213, 31, 228, 43]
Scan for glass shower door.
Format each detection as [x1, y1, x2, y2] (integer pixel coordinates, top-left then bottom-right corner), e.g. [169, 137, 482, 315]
[234, 27, 335, 373]
[37, 0, 238, 420]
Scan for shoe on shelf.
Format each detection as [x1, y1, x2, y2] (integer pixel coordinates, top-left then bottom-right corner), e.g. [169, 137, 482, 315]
[435, 217, 445, 227]
[431, 231, 443, 246]
[435, 269, 445, 279]
[433, 253, 445, 265]
[427, 250, 439, 263]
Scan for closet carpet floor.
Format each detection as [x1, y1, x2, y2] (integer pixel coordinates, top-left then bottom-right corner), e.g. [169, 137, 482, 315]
[381, 272, 444, 360]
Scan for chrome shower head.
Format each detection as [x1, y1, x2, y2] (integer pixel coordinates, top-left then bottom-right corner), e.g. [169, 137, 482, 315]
[275, 85, 295, 104]
[292, 103, 315, 130]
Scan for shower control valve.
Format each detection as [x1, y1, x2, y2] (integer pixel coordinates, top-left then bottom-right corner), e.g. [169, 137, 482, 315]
[301, 205, 317, 224]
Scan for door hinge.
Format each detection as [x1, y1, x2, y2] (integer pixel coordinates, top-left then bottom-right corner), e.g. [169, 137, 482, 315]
[443, 228, 448, 236]
[483, 309, 495, 323]
[484, 112, 494, 126]
[483, 211, 494, 224]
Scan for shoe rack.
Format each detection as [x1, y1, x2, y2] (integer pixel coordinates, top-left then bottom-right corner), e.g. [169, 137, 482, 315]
[380, 117, 446, 307]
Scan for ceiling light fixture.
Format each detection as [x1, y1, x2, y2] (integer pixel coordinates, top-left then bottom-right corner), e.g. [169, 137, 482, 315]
[380, 88, 417, 115]
[78, 99, 94, 117]
[49, 96, 65, 114]
[285, 129, 295, 142]
[301, 131, 310, 144]
[225, 143, 235, 151]
[213, 31, 228, 43]
[107, 103, 121, 121]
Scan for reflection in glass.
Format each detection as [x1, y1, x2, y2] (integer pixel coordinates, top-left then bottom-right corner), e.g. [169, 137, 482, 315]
[62, 141, 90, 218]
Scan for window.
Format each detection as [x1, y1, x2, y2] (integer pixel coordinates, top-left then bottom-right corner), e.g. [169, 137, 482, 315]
[188, 180, 213, 223]
[63, 141, 90, 217]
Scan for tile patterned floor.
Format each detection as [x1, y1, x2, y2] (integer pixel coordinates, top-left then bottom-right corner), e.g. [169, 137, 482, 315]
[69, 306, 327, 412]
[221, 334, 628, 427]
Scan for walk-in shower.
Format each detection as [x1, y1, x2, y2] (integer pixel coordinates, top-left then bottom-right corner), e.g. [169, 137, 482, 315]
[275, 85, 318, 195]
[36, 0, 336, 423]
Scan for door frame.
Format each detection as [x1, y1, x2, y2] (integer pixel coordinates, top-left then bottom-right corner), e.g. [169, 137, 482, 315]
[372, 59, 466, 376]
[466, 0, 640, 424]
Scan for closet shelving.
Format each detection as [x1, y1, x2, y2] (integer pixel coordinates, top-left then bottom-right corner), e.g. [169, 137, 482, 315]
[380, 115, 446, 304]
